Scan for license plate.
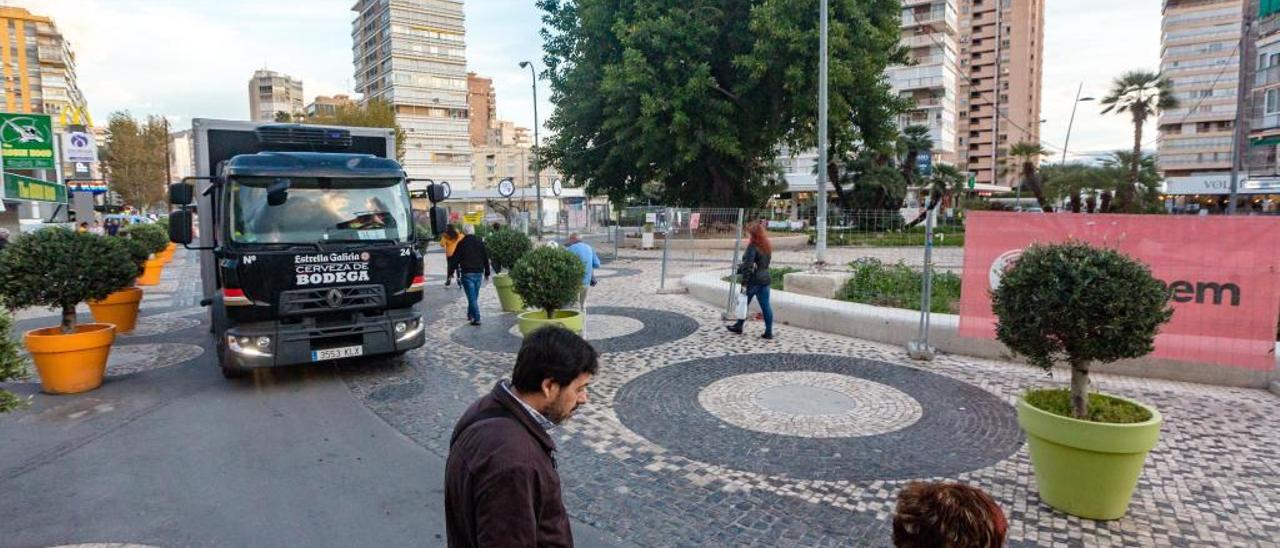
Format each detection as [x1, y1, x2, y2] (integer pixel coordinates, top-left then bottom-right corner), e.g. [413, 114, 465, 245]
[311, 345, 364, 362]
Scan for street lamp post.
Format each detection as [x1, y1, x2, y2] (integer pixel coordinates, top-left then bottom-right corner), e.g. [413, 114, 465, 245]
[814, 0, 829, 269]
[519, 61, 544, 238]
[1061, 83, 1096, 165]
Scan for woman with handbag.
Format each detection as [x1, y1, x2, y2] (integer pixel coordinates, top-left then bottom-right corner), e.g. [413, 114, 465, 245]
[727, 221, 775, 340]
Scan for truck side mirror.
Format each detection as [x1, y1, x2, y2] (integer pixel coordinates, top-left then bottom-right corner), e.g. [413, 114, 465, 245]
[169, 210, 194, 245]
[428, 206, 449, 237]
[427, 183, 449, 203]
[169, 182, 193, 205]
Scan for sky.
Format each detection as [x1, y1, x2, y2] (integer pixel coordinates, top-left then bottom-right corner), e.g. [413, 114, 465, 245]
[11, 0, 1161, 162]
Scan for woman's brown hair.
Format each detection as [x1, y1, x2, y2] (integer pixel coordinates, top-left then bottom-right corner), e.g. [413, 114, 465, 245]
[747, 221, 772, 256]
[893, 482, 1007, 548]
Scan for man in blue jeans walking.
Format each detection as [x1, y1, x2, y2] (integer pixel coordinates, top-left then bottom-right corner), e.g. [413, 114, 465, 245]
[452, 224, 491, 326]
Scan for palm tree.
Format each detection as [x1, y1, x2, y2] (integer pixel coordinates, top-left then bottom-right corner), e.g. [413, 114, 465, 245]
[1007, 142, 1053, 212]
[898, 125, 935, 189]
[906, 163, 966, 227]
[1042, 163, 1110, 213]
[1101, 150, 1164, 213]
[1100, 71, 1178, 211]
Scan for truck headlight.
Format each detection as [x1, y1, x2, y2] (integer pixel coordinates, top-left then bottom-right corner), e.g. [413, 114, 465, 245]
[395, 318, 423, 342]
[256, 336, 272, 348]
[228, 335, 272, 357]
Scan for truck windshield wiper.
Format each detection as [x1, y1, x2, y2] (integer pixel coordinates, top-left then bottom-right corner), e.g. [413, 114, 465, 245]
[322, 238, 401, 246]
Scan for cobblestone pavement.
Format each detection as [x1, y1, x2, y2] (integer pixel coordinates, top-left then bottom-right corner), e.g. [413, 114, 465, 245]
[346, 253, 1279, 547]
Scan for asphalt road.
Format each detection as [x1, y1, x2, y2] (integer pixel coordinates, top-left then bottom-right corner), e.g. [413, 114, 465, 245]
[0, 254, 628, 548]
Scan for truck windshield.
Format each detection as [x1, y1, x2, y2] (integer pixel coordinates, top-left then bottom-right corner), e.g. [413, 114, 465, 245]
[230, 177, 412, 244]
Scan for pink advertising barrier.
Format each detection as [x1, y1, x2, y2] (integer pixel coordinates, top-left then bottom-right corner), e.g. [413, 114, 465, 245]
[958, 212, 1280, 370]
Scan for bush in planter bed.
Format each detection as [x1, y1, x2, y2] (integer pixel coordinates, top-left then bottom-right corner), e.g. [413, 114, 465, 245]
[992, 241, 1172, 420]
[0, 307, 28, 412]
[121, 223, 169, 257]
[486, 228, 533, 272]
[511, 246, 584, 319]
[0, 229, 138, 333]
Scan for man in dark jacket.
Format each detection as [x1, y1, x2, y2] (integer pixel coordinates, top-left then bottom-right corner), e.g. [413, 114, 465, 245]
[452, 224, 491, 326]
[446, 326, 598, 548]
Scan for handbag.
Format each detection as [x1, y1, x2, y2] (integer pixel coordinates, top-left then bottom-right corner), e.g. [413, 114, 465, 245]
[732, 291, 749, 320]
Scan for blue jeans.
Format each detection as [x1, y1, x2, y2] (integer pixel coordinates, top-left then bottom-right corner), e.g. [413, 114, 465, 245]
[461, 272, 483, 322]
[733, 284, 774, 336]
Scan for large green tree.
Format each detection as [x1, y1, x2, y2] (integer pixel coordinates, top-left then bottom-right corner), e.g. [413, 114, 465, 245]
[537, 0, 907, 207]
[1099, 71, 1177, 212]
[308, 99, 406, 163]
[101, 112, 169, 211]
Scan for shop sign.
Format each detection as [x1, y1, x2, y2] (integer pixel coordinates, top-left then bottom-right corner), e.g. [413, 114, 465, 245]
[3, 172, 66, 203]
[0, 112, 55, 169]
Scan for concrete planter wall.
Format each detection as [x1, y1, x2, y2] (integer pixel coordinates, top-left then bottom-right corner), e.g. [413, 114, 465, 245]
[682, 271, 1277, 389]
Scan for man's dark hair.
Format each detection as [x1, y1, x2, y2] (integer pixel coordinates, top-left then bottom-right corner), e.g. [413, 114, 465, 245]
[893, 482, 1007, 548]
[511, 326, 599, 392]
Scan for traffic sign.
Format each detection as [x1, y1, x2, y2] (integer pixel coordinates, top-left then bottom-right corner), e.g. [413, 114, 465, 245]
[968, 172, 977, 190]
[0, 112, 55, 169]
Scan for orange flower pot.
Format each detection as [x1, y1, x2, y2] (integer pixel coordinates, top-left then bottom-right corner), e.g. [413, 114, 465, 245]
[88, 287, 143, 333]
[137, 258, 165, 286]
[24, 323, 116, 394]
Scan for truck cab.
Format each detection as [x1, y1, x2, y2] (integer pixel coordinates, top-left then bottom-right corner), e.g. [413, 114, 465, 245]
[168, 120, 435, 378]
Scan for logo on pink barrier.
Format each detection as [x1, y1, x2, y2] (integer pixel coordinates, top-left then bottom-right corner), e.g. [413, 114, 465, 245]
[958, 212, 1280, 370]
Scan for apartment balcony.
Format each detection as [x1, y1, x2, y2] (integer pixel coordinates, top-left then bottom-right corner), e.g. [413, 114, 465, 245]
[1257, 65, 1280, 87]
[888, 64, 950, 92]
[901, 7, 958, 35]
[1259, 13, 1280, 40]
[900, 34, 938, 49]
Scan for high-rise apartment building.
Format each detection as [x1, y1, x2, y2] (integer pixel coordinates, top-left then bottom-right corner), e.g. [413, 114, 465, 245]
[352, 0, 472, 189]
[1248, 1, 1280, 199]
[0, 7, 89, 131]
[467, 73, 496, 147]
[1160, 0, 1248, 196]
[248, 69, 304, 122]
[889, 0, 961, 164]
[956, 0, 1044, 188]
[305, 94, 356, 119]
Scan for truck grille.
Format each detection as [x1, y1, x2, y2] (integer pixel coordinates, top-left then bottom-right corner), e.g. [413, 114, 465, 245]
[255, 125, 353, 149]
[279, 284, 385, 316]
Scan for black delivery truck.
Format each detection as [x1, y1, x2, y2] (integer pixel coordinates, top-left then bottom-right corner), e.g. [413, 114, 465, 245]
[167, 119, 445, 378]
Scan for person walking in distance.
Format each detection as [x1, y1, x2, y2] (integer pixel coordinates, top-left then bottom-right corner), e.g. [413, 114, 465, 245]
[727, 221, 775, 339]
[564, 233, 599, 311]
[440, 225, 463, 287]
[452, 224, 491, 326]
[446, 326, 598, 548]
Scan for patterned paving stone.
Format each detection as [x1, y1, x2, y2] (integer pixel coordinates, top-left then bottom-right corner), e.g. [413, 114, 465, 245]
[344, 254, 1280, 547]
[699, 371, 923, 438]
[449, 305, 699, 355]
[106, 343, 204, 377]
[616, 353, 1021, 481]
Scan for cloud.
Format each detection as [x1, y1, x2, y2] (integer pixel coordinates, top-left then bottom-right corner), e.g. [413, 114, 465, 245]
[1041, 0, 1162, 160]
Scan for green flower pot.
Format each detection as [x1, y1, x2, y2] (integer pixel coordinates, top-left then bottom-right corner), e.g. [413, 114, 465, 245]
[492, 273, 525, 313]
[516, 310, 584, 336]
[1017, 393, 1162, 520]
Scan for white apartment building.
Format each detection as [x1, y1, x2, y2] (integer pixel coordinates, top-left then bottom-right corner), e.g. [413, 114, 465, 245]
[889, 0, 960, 164]
[248, 70, 304, 122]
[352, 0, 473, 190]
[1158, 0, 1247, 195]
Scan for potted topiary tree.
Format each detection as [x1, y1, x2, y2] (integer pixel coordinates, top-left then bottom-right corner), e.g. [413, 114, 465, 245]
[123, 223, 170, 285]
[153, 217, 177, 262]
[0, 228, 139, 394]
[486, 227, 533, 312]
[511, 246, 585, 335]
[0, 306, 28, 412]
[87, 236, 149, 333]
[992, 241, 1173, 520]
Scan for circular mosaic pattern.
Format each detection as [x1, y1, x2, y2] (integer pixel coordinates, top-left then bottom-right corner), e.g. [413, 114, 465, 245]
[506, 314, 645, 340]
[698, 372, 923, 438]
[615, 353, 1023, 481]
[592, 266, 644, 280]
[450, 305, 699, 354]
[107, 343, 204, 377]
